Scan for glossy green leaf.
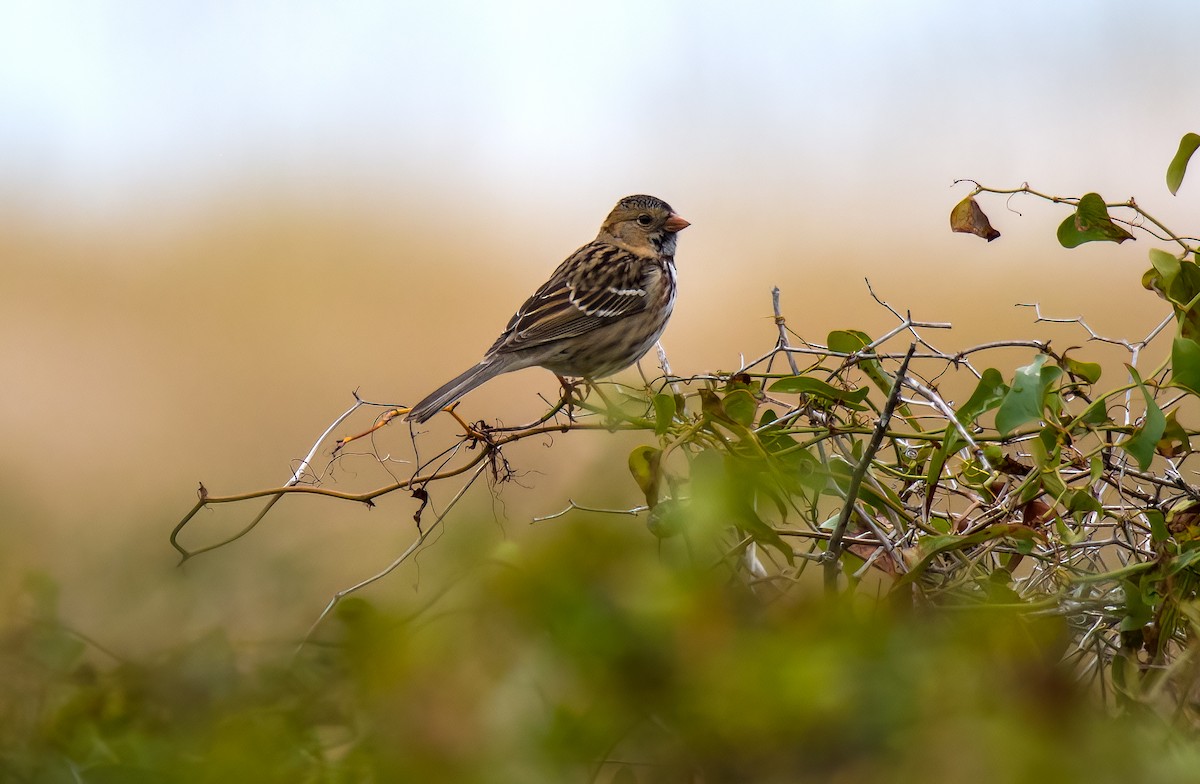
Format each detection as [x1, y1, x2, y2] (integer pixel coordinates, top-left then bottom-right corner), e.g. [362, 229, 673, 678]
[1144, 250, 1200, 339]
[957, 368, 1008, 427]
[767, 375, 869, 410]
[1150, 246, 1181, 284]
[1146, 248, 1193, 308]
[1167, 132, 1200, 195]
[995, 355, 1062, 436]
[827, 329, 872, 355]
[828, 329, 896, 392]
[1036, 425, 1063, 463]
[1171, 337, 1200, 396]
[1121, 366, 1166, 471]
[1062, 354, 1102, 384]
[652, 393, 676, 435]
[1056, 193, 1134, 248]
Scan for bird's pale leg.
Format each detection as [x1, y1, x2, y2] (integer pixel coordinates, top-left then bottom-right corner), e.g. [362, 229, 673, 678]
[555, 375, 583, 421]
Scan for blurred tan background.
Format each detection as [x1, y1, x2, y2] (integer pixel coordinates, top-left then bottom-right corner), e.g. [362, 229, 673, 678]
[2, 1, 1199, 651]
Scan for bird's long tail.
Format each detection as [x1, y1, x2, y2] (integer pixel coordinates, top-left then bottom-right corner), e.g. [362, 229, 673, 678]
[407, 357, 511, 423]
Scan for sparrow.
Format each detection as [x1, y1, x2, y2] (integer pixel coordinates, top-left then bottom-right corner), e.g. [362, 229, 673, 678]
[407, 194, 689, 423]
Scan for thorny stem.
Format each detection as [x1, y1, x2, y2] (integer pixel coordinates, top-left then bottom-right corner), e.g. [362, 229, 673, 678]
[824, 343, 917, 594]
[171, 268, 1200, 691]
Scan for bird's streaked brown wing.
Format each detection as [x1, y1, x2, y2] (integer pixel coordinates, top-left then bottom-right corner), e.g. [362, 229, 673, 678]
[487, 242, 651, 355]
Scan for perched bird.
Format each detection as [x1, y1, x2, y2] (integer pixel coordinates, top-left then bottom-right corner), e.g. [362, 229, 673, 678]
[407, 194, 689, 423]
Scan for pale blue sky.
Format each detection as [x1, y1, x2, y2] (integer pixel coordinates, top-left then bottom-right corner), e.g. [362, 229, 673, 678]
[2, 1, 1198, 225]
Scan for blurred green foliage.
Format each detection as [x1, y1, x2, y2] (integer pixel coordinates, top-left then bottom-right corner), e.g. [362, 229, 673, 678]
[5, 519, 1200, 783]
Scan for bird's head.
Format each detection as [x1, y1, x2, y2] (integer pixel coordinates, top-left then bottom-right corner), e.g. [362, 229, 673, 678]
[599, 194, 689, 256]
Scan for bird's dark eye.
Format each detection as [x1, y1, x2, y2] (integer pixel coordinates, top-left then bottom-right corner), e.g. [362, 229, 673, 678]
[636, 213, 653, 227]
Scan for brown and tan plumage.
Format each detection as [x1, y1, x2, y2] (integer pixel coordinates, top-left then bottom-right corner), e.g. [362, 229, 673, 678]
[407, 194, 689, 423]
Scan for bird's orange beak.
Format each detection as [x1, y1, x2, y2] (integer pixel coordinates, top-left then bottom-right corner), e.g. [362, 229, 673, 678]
[664, 212, 690, 233]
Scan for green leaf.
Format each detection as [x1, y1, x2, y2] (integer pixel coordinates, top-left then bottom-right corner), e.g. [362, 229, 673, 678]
[1056, 193, 1135, 248]
[1041, 466, 1067, 500]
[652, 393, 676, 436]
[758, 410, 804, 462]
[1080, 400, 1110, 427]
[1062, 354, 1102, 384]
[1119, 577, 1155, 632]
[995, 355, 1062, 436]
[828, 329, 892, 392]
[699, 389, 735, 426]
[767, 375, 869, 410]
[1167, 132, 1200, 195]
[735, 499, 794, 566]
[1167, 546, 1200, 576]
[1066, 489, 1104, 516]
[893, 524, 1043, 588]
[1171, 337, 1200, 395]
[829, 459, 904, 515]
[924, 437, 952, 508]
[1150, 246, 1181, 285]
[646, 499, 685, 539]
[1069, 560, 1158, 584]
[1121, 366, 1166, 471]
[1146, 508, 1169, 543]
[827, 329, 872, 355]
[1158, 409, 1192, 458]
[1146, 248, 1191, 308]
[628, 446, 661, 506]
[826, 329, 927, 430]
[1144, 250, 1200, 339]
[722, 388, 759, 426]
[956, 368, 1008, 427]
